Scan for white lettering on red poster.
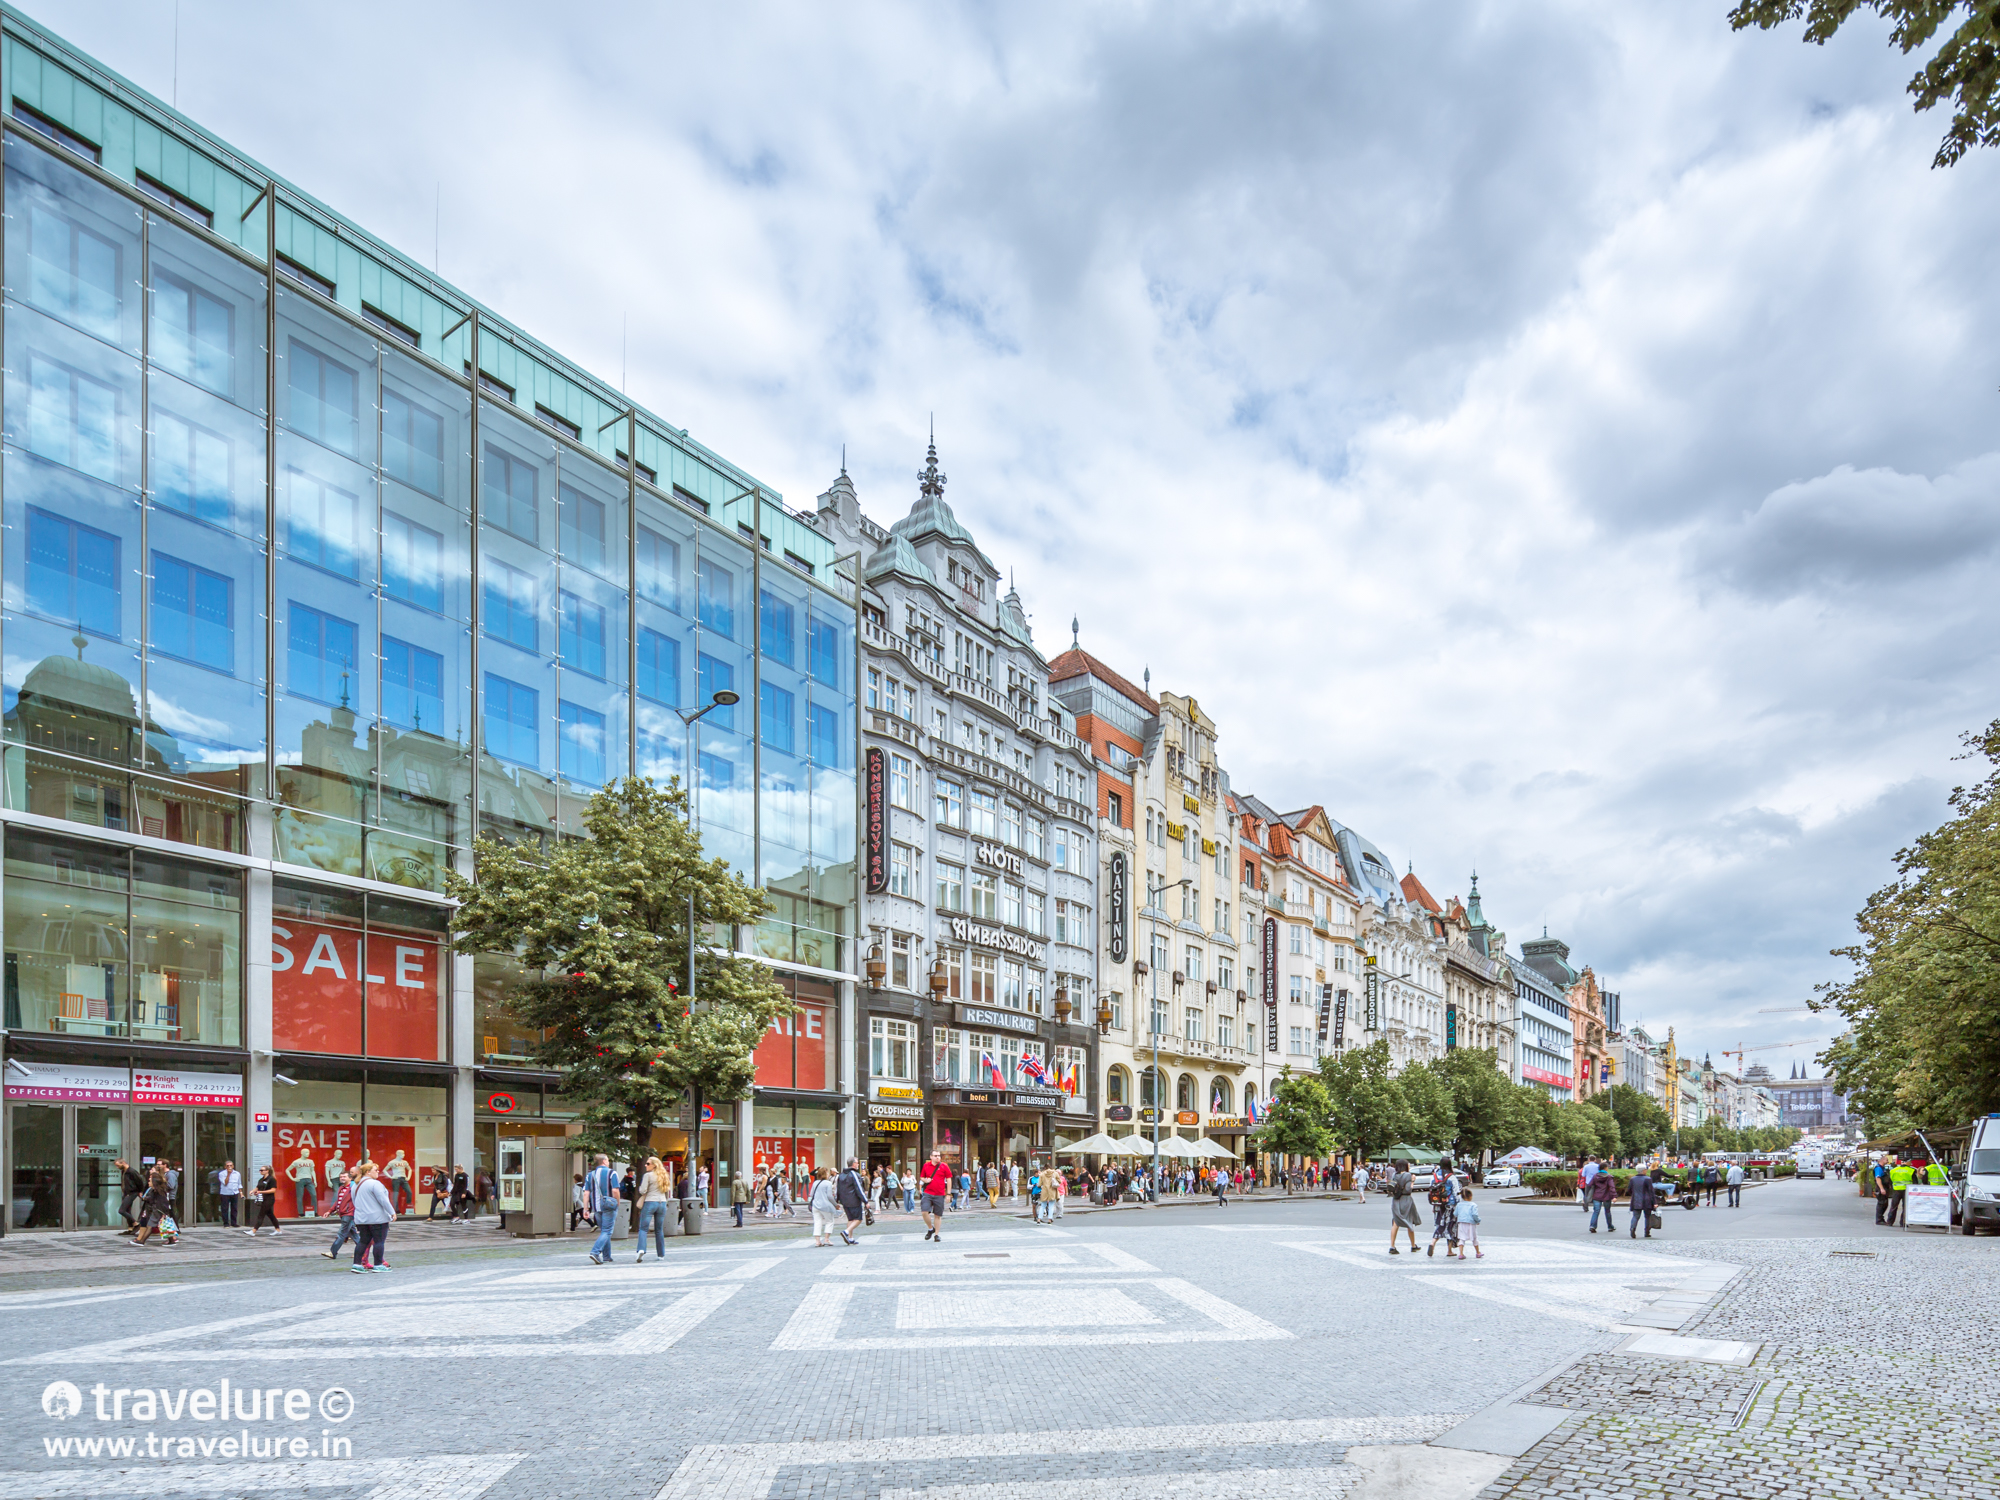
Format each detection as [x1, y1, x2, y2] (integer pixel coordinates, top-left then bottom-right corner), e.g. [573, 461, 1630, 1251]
[752, 999, 831, 1090]
[270, 921, 442, 1057]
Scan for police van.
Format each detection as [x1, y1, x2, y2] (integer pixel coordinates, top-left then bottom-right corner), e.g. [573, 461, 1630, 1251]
[1953, 1115, 2000, 1238]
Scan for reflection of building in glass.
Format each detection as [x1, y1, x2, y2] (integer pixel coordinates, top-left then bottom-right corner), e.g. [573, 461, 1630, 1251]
[0, 9, 854, 1229]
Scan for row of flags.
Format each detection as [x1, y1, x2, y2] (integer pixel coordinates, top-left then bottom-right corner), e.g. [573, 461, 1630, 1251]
[975, 1050, 1081, 1095]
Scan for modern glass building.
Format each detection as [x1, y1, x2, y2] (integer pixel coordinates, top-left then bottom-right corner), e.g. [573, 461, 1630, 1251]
[0, 8, 857, 1230]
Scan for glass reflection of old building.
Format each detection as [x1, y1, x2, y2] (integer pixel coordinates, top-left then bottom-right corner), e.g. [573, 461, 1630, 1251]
[0, 12, 855, 1230]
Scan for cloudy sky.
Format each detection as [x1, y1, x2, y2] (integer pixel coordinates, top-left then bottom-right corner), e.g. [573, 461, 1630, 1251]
[45, 0, 1998, 1066]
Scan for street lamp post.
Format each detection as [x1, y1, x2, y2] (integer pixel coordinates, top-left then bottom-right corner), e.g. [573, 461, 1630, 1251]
[1147, 876, 1195, 1202]
[674, 689, 739, 1210]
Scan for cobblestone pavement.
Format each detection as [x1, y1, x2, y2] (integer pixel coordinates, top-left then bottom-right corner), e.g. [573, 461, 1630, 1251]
[1479, 1233, 2000, 1500]
[0, 1189, 1987, 1500]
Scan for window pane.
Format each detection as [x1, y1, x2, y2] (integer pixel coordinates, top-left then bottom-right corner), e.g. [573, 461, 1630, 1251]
[4, 139, 143, 353]
[148, 215, 266, 411]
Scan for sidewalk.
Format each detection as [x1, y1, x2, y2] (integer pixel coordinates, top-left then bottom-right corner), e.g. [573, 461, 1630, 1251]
[0, 1187, 1345, 1275]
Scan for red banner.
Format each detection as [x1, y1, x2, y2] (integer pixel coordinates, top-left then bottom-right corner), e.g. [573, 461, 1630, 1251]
[271, 920, 442, 1059]
[752, 1136, 816, 1176]
[752, 996, 833, 1090]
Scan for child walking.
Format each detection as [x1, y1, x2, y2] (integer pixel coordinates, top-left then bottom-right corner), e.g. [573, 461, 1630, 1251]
[1456, 1186, 1483, 1259]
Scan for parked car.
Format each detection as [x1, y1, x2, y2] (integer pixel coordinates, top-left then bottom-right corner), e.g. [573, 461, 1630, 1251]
[1481, 1166, 1521, 1189]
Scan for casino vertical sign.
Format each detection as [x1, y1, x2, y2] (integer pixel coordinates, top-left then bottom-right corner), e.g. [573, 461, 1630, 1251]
[865, 747, 887, 894]
[1262, 916, 1279, 1052]
[1107, 851, 1128, 964]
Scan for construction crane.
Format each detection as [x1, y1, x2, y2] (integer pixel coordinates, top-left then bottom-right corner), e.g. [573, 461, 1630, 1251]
[1720, 1038, 1820, 1066]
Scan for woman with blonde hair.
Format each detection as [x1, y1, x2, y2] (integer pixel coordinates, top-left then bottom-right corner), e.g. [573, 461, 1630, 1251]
[349, 1161, 395, 1273]
[807, 1166, 840, 1247]
[635, 1155, 673, 1262]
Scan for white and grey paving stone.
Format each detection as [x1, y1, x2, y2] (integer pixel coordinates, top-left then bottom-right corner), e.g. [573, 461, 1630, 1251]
[0, 1181, 1984, 1500]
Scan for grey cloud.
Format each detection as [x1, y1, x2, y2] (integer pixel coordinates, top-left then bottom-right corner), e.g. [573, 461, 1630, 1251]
[1695, 456, 2000, 598]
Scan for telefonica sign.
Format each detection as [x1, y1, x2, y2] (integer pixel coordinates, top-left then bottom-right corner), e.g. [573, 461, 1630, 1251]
[947, 917, 1045, 962]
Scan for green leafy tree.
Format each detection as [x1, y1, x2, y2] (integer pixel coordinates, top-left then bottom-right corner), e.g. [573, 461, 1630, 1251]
[1255, 1069, 1336, 1162]
[1315, 1040, 1413, 1163]
[1397, 1060, 1459, 1154]
[1603, 1084, 1669, 1159]
[1550, 1101, 1606, 1161]
[1729, 2, 2000, 168]
[1819, 721, 2000, 1129]
[1431, 1049, 1515, 1163]
[447, 776, 793, 1163]
[1500, 1084, 1556, 1154]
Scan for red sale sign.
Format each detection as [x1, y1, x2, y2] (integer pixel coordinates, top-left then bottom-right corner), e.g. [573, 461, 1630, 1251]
[271, 921, 442, 1059]
[752, 997, 832, 1091]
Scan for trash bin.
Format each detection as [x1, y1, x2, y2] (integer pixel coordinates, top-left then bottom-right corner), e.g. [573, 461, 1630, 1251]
[663, 1199, 684, 1236]
[683, 1199, 705, 1236]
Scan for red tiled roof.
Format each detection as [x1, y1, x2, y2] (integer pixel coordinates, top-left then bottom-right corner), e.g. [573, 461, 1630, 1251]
[1400, 871, 1442, 913]
[1047, 648, 1158, 715]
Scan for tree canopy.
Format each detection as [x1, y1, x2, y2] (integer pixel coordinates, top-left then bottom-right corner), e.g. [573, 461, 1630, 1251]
[1820, 720, 2000, 1130]
[446, 776, 793, 1163]
[1728, 1, 2000, 168]
[1254, 1070, 1336, 1162]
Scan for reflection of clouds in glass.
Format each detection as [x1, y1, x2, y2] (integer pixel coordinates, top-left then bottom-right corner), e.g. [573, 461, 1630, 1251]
[143, 690, 246, 750]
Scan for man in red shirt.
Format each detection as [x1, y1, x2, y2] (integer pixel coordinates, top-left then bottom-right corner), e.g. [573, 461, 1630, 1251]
[920, 1151, 954, 1243]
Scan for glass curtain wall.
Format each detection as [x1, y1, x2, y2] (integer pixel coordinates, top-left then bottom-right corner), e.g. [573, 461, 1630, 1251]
[2, 139, 267, 834]
[274, 288, 471, 893]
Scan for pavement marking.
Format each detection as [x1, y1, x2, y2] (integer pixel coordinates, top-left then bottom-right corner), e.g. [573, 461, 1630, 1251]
[894, 1286, 1163, 1329]
[769, 1277, 1291, 1349]
[9, 1285, 743, 1363]
[654, 1415, 1460, 1500]
[477, 1257, 780, 1287]
[881, 1466, 1359, 1500]
[824, 1243, 1156, 1277]
[243, 1297, 619, 1340]
[0, 1454, 524, 1498]
[0, 1283, 201, 1311]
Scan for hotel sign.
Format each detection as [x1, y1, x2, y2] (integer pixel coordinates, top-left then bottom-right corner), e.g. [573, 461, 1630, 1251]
[973, 841, 1023, 876]
[864, 748, 887, 894]
[1107, 851, 1129, 964]
[947, 917, 1045, 962]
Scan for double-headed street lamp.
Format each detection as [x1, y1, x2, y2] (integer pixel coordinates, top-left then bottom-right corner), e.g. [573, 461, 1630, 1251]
[673, 689, 738, 1208]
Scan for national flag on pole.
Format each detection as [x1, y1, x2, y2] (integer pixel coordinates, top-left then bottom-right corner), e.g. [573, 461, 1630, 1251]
[1246, 1094, 1264, 1124]
[1020, 1053, 1050, 1086]
[1061, 1061, 1080, 1097]
[979, 1050, 1005, 1088]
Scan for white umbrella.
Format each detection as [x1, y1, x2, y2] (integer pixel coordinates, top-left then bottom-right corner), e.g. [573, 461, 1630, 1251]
[1496, 1145, 1559, 1167]
[1193, 1138, 1238, 1160]
[1051, 1132, 1127, 1156]
[1155, 1136, 1202, 1160]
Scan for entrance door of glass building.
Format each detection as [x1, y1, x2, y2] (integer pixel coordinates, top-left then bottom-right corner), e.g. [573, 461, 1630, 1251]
[5, 1102, 241, 1231]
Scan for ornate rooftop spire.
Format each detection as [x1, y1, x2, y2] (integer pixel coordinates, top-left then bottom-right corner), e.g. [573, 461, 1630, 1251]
[1071, 615, 1080, 649]
[918, 425, 946, 499]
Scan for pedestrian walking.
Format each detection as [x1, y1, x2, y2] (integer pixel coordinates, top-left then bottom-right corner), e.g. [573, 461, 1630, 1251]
[130, 1168, 170, 1247]
[1629, 1167, 1658, 1238]
[245, 1165, 281, 1236]
[809, 1168, 840, 1246]
[1035, 1164, 1059, 1224]
[984, 1161, 1000, 1207]
[1726, 1161, 1744, 1208]
[1456, 1187, 1484, 1259]
[921, 1152, 953, 1242]
[349, 1162, 394, 1273]
[585, 1154, 622, 1264]
[449, 1164, 473, 1223]
[322, 1173, 357, 1259]
[635, 1156, 673, 1262]
[1588, 1166, 1619, 1233]
[428, 1167, 453, 1221]
[730, 1170, 750, 1228]
[114, 1159, 145, 1234]
[836, 1158, 868, 1245]
[1427, 1160, 1460, 1258]
[1213, 1164, 1229, 1207]
[1388, 1159, 1423, 1254]
[1353, 1162, 1370, 1202]
[1704, 1165, 1721, 1208]
[1872, 1158, 1892, 1223]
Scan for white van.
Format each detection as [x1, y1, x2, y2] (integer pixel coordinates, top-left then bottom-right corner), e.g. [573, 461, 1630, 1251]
[1954, 1115, 2000, 1237]
[1794, 1144, 1825, 1180]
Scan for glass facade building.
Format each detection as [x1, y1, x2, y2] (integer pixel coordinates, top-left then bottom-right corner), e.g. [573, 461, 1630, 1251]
[0, 12, 856, 1229]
